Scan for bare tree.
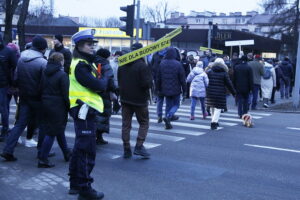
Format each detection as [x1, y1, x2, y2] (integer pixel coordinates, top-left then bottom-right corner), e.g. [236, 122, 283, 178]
[142, 0, 174, 23]
[104, 17, 122, 28]
[4, 0, 21, 43]
[17, 0, 30, 51]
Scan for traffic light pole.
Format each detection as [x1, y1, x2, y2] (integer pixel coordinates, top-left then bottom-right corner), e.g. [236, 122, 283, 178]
[293, 30, 300, 108]
[136, 0, 141, 43]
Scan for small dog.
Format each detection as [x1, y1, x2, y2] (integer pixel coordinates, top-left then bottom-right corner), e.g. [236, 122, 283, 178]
[242, 114, 253, 128]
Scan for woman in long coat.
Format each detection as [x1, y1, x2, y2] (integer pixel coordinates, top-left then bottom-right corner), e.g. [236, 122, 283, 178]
[261, 61, 276, 108]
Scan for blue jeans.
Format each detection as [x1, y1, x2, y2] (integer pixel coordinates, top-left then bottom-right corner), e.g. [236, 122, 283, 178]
[280, 78, 290, 98]
[156, 96, 165, 118]
[165, 95, 180, 119]
[237, 94, 249, 117]
[190, 97, 206, 117]
[3, 98, 44, 155]
[251, 84, 260, 109]
[0, 87, 9, 134]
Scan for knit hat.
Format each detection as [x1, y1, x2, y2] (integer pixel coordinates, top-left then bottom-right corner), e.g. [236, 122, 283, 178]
[96, 48, 111, 59]
[32, 36, 48, 50]
[214, 58, 225, 65]
[196, 61, 204, 68]
[55, 34, 63, 43]
[131, 43, 143, 51]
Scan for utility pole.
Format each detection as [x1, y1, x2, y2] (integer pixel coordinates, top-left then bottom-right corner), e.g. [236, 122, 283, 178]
[293, 0, 300, 108]
[136, 0, 141, 43]
[208, 22, 212, 48]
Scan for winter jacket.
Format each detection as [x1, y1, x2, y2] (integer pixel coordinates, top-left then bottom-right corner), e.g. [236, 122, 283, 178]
[233, 62, 253, 95]
[248, 60, 264, 85]
[94, 56, 117, 133]
[261, 62, 276, 99]
[16, 49, 47, 100]
[110, 58, 119, 88]
[41, 61, 69, 136]
[206, 62, 236, 109]
[156, 48, 186, 97]
[0, 45, 17, 88]
[279, 61, 294, 80]
[118, 58, 152, 107]
[49, 45, 72, 74]
[186, 67, 209, 98]
[181, 56, 190, 78]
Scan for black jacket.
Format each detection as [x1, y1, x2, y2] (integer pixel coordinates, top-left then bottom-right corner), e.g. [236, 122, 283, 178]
[118, 58, 152, 106]
[0, 45, 17, 88]
[49, 45, 72, 74]
[279, 61, 294, 80]
[233, 62, 253, 95]
[156, 48, 186, 97]
[41, 61, 69, 136]
[206, 62, 236, 109]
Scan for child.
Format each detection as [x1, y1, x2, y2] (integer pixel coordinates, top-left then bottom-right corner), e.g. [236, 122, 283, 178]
[186, 61, 209, 120]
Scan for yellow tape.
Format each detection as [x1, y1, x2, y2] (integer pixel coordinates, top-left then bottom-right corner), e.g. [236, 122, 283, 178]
[200, 47, 223, 55]
[118, 27, 182, 67]
[118, 38, 171, 66]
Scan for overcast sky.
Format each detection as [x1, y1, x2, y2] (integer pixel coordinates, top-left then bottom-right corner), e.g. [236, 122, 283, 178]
[30, 0, 263, 19]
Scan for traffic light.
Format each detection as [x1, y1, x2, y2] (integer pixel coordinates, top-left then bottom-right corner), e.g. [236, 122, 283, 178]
[119, 5, 135, 37]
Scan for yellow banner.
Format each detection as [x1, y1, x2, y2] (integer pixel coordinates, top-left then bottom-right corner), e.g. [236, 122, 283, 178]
[79, 27, 143, 38]
[118, 38, 171, 66]
[159, 27, 182, 41]
[200, 47, 223, 55]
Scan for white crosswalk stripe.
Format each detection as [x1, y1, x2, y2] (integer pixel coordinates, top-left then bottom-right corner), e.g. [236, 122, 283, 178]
[7, 103, 272, 160]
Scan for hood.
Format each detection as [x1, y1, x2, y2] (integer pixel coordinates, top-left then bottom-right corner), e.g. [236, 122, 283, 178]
[95, 56, 109, 66]
[158, 49, 167, 57]
[20, 49, 44, 63]
[164, 47, 177, 60]
[281, 60, 290, 66]
[44, 62, 62, 76]
[211, 62, 228, 73]
[192, 66, 204, 75]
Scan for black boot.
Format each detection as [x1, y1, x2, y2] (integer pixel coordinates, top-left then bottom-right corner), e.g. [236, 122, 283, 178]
[134, 145, 150, 158]
[0, 152, 17, 161]
[210, 122, 218, 130]
[38, 159, 55, 168]
[163, 118, 173, 129]
[96, 132, 108, 145]
[157, 116, 163, 123]
[63, 149, 72, 162]
[123, 147, 132, 159]
[78, 188, 104, 200]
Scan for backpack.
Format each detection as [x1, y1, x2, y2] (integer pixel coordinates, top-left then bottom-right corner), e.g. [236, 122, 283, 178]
[263, 66, 272, 79]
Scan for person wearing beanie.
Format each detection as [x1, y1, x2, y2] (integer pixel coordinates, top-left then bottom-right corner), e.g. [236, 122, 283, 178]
[0, 34, 17, 142]
[118, 42, 153, 159]
[94, 48, 117, 145]
[1, 35, 48, 160]
[49, 34, 72, 74]
[206, 57, 236, 130]
[68, 29, 106, 199]
[233, 55, 253, 118]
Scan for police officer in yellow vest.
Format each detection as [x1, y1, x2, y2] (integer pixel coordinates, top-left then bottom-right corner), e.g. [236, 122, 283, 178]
[68, 29, 106, 200]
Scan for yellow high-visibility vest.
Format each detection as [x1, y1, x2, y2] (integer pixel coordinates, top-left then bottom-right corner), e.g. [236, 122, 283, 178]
[69, 58, 103, 113]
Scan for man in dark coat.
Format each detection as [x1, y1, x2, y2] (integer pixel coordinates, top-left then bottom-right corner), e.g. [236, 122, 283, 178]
[49, 34, 72, 74]
[233, 56, 253, 118]
[156, 47, 186, 129]
[279, 57, 294, 99]
[0, 33, 17, 141]
[118, 43, 153, 159]
[206, 59, 236, 130]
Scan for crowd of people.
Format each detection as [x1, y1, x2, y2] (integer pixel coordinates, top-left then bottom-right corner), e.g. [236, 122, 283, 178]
[0, 29, 296, 199]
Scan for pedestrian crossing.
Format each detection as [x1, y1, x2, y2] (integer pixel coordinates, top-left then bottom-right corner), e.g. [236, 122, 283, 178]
[8, 103, 272, 160]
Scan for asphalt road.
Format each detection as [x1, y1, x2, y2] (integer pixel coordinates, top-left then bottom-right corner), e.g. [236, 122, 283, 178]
[0, 98, 300, 200]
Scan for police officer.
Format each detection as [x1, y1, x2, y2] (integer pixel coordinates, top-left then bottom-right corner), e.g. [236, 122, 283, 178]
[68, 29, 106, 200]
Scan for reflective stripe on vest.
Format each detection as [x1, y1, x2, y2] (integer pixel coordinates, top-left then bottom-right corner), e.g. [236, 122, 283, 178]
[69, 58, 104, 113]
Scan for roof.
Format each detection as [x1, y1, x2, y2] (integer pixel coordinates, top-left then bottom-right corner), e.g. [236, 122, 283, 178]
[247, 14, 274, 24]
[26, 16, 80, 27]
[166, 16, 187, 25]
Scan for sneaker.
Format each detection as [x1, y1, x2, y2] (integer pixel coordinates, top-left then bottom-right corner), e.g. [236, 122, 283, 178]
[123, 147, 132, 159]
[0, 153, 17, 161]
[38, 159, 55, 168]
[163, 118, 173, 130]
[210, 122, 218, 130]
[263, 103, 269, 108]
[157, 117, 163, 123]
[78, 188, 104, 200]
[170, 115, 179, 121]
[134, 145, 150, 158]
[18, 137, 22, 145]
[25, 138, 38, 147]
[190, 116, 195, 120]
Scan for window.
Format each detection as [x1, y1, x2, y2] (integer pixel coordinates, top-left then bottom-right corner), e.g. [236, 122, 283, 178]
[255, 28, 261, 33]
[235, 18, 241, 24]
[222, 19, 227, 24]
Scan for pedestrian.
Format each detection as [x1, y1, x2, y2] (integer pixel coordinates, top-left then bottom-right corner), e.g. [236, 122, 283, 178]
[1, 35, 48, 161]
[248, 55, 264, 110]
[279, 57, 294, 99]
[186, 61, 209, 120]
[118, 42, 153, 159]
[156, 47, 186, 129]
[270, 58, 282, 104]
[206, 58, 236, 130]
[0, 34, 17, 142]
[49, 34, 72, 74]
[110, 50, 122, 114]
[233, 55, 253, 118]
[38, 52, 71, 168]
[68, 29, 106, 199]
[94, 48, 117, 145]
[261, 61, 276, 108]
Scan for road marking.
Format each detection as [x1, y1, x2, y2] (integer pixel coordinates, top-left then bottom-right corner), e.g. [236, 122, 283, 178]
[244, 144, 300, 153]
[287, 127, 300, 131]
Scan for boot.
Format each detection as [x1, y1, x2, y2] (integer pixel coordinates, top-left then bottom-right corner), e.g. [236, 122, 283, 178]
[96, 132, 108, 145]
[123, 147, 132, 159]
[134, 145, 150, 158]
[163, 118, 173, 130]
[0, 152, 17, 161]
[157, 116, 163, 123]
[63, 149, 72, 162]
[210, 122, 218, 130]
[38, 159, 55, 168]
[170, 115, 179, 121]
[78, 188, 104, 200]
